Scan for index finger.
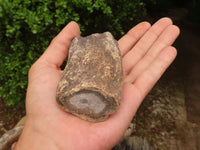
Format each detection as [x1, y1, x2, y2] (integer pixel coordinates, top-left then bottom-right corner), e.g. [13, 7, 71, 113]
[118, 22, 151, 56]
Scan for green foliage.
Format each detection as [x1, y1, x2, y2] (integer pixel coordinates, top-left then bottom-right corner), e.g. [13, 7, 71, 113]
[0, 0, 147, 105]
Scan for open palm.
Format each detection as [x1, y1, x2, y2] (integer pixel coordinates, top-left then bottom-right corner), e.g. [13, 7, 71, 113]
[15, 18, 180, 150]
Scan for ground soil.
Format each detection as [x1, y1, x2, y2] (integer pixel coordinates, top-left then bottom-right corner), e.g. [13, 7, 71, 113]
[0, 99, 25, 137]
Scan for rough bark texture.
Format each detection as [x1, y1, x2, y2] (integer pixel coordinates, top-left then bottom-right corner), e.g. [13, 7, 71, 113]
[56, 32, 123, 122]
[0, 125, 23, 150]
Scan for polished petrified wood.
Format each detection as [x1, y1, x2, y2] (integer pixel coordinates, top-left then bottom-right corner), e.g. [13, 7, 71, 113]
[56, 32, 123, 122]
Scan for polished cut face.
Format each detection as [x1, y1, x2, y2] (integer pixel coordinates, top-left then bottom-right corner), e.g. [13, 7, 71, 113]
[69, 91, 106, 114]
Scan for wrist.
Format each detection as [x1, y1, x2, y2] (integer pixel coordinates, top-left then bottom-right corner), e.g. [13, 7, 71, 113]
[15, 121, 59, 150]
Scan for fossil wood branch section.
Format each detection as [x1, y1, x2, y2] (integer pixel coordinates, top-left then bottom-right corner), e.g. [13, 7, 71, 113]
[56, 32, 123, 122]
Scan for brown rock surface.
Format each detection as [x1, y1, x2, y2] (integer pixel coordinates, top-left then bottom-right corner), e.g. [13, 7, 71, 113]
[56, 32, 123, 122]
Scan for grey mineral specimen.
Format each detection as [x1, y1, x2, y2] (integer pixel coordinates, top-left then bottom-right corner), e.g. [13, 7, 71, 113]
[56, 32, 123, 122]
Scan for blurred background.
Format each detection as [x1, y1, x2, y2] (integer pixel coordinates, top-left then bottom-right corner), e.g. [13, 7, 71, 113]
[0, 0, 200, 149]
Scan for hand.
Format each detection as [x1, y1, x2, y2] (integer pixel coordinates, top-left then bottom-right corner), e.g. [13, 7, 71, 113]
[14, 18, 180, 150]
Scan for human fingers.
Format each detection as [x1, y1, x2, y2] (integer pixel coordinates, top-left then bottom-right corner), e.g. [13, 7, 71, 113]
[133, 46, 177, 98]
[124, 25, 180, 83]
[103, 46, 177, 139]
[118, 22, 151, 56]
[40, 21, 80, 68]
[123, 17, 172, 76]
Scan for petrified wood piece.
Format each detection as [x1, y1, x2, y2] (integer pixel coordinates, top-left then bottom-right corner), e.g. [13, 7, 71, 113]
[56, 32, 123, 122]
